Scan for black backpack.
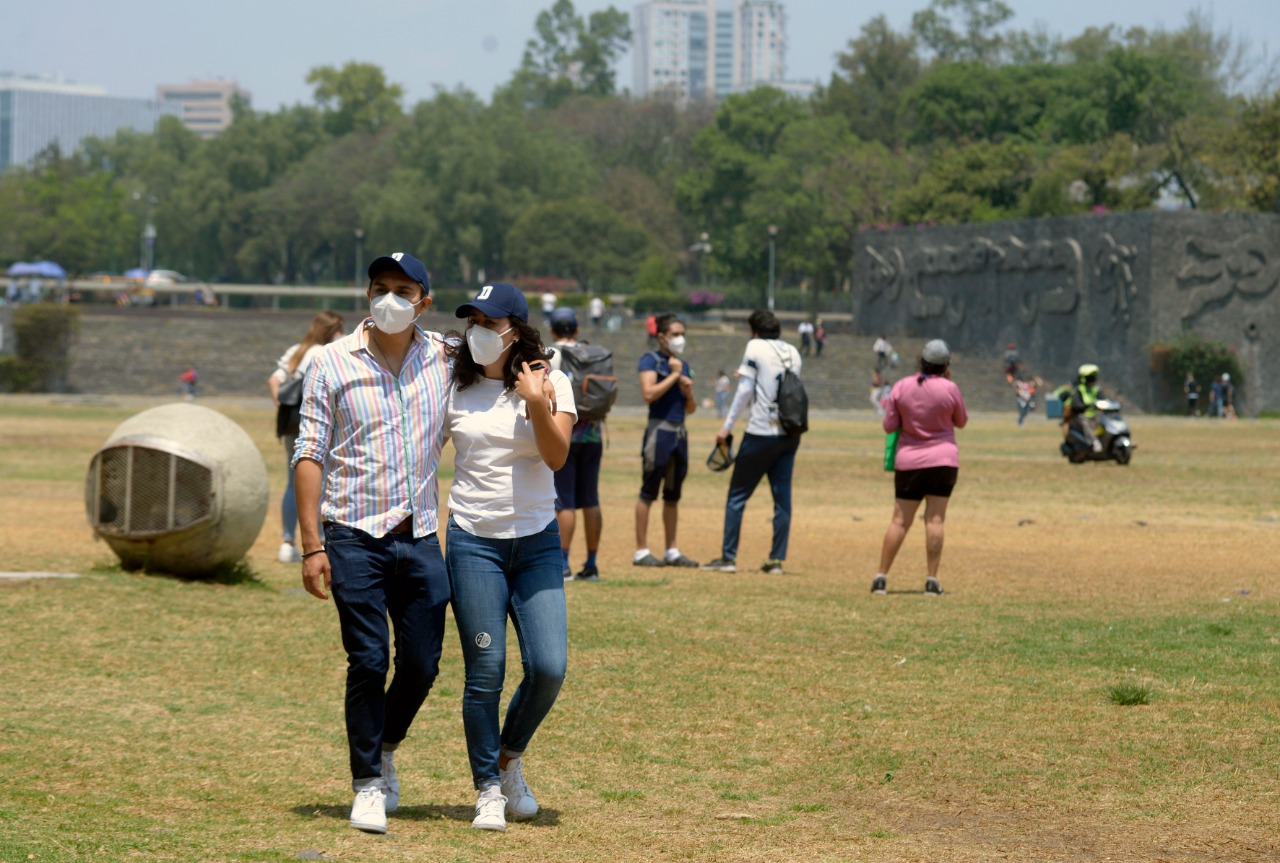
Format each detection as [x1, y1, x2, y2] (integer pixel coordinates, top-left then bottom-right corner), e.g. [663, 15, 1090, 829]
[767, 341, 808, 436]
[558, 342, 618, 423]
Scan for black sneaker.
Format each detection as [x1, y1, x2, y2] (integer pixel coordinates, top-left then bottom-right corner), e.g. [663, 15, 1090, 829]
[700, 557, 737, 573]
[871, 575, 887, 595]
[633, 553, 665, 567]
[665, 553, 699, 568]
[760, 560, 784, 576]
[575, 564, 600, 581]
[925, 577, 945, 596]
[562, 567, 573, 582]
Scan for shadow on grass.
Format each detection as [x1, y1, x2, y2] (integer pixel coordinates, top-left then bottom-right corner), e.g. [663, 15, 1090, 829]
[291, 803, 562, 827]
[91, 557, 267, 588]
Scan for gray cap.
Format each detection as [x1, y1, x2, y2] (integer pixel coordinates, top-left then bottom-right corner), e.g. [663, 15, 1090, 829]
[921, 339, 951, 365]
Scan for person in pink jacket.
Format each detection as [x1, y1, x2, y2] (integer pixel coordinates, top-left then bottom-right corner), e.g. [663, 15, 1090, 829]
[872, 339, 968, 596]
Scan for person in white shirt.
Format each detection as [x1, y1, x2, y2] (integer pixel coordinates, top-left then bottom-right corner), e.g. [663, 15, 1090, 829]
[797, 320, 814, 356]
[588, 294, 606, 329]
[266, 310, 345, 563]
[540, 290, 557, 321]
[702, 310, 802, 576]
[443, 282, 576, 833]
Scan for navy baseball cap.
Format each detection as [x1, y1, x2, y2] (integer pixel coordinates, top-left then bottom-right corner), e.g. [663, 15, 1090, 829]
[368, 252, 430, 294]
[456, 282, 529, 323]
[550, 307, 578, 328]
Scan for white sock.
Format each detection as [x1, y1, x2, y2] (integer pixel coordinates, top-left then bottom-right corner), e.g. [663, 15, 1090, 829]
[665, 548, 682, 562]
[633, 548, 652, 562]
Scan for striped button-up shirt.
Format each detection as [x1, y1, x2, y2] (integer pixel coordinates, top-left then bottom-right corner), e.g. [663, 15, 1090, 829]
[292, 320, 452, 538]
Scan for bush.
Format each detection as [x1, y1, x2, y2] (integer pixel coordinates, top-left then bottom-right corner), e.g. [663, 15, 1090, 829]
[1152, 333, 1244, 411]
[0, 304, 80, 392]
[631, 291, 684, 314]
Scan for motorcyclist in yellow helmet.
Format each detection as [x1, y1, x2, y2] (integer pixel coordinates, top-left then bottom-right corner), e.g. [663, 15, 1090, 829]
[1057, 364, 1103, 451]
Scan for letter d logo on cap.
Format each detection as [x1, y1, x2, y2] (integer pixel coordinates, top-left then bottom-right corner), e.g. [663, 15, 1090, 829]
[392, 252, 404, 261]
[478, 285, 493, 300]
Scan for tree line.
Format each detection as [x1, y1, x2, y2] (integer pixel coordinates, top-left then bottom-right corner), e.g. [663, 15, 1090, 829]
[1, 0, 1277, 310]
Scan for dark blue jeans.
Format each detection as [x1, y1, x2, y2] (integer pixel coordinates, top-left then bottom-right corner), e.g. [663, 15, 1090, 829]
[720, 432, 801, 562]
[446, 517, 567, 790]
[324, 522, 451, 789]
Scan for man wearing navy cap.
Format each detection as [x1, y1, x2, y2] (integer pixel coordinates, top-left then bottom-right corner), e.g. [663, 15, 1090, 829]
[294, 251, 454, 835]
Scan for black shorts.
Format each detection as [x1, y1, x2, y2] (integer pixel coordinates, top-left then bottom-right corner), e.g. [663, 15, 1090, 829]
[554, 442, 602, 510]
[894, 466, 958, 501]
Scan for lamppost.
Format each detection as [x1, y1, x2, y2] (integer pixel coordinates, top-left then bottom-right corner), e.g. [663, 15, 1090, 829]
[690, 232, 712, 288]
[767, 224, 778, 312]
[354, 228, 365, 284]
[133, 192, 157, 271]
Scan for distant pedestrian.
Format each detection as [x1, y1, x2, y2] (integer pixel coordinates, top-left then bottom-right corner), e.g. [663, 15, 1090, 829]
[634, 313, 698, 568]
[645, 313, 658, 349]
[1184, 373, 1200, 416]
[1014, 376, 1040, 426]
[702, 310, 803, 576]
[1209, 376, 1224, 417]
[589, 295, 605, 330]
[267, 310, 345, 563]
[872, 339, 967, 596]
[540, 291, 557, 322]
[1004, 343, 1019, 382]
[814, 319, 827, 357]
[714, 369, 732, 418]
[1221, 373, 1237, 420]
[873, 334, 893, 371]
[797, 320, 814, 356]
[177, 366, 198, 399]
[548, 307, 607, 582]
[870, 369, 890, 416]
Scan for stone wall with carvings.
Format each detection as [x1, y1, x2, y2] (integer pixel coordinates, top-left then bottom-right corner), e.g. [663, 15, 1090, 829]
[854, 211, 1280, 415]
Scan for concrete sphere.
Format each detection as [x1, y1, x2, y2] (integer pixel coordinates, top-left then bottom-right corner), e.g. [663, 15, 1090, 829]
[86, 403, 268, 577]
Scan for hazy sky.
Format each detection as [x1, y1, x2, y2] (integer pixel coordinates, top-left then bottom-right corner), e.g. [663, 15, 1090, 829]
[7, 0, 1277, 109]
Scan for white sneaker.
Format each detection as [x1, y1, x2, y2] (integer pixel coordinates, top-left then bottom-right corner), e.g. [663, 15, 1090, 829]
[349, 784, 387, 833]
[472, 785, 507, 831]
[499, 757, 538, 820]
[277, 542, 300, 563]
[382, 750, 399, 813]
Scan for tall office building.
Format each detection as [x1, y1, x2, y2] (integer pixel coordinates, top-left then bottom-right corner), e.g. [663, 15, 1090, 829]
[0, 74, 181, 171]
[735, 0, 786, 93]
[634, 1, 800, 103]
[156, 80, 250, 139]
[632, 0, 717, 102]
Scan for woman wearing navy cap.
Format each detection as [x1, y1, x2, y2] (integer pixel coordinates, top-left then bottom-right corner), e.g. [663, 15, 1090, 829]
[442, 282, 576, 832]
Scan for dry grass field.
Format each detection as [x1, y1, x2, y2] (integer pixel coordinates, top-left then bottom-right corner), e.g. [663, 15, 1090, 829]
[1, 395, 1277, 862]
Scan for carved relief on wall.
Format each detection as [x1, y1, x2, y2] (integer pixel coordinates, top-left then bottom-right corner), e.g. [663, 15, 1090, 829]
[1093, 233, 1139, 324]
[863, 235, 1084, 326]
[1177, 234, 1280, 322]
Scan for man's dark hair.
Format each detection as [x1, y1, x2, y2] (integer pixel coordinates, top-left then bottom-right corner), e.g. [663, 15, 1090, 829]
[551, 319, 577, 338]
[748, 310, 781, 339]
[919, 358, 948, 377]
[654, 313, 682, 335]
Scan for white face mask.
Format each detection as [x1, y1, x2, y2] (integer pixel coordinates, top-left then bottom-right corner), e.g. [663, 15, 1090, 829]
[370, 292, 419, 334]
[467, 323, 514, 366]
[666, 334, 686, 355]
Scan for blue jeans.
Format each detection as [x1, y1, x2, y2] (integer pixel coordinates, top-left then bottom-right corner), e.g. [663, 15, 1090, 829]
[446, 517, 567, 789]
[281, 434, 298, 541]
[324, 522, 451, 788]
[720, 432, 801, 562]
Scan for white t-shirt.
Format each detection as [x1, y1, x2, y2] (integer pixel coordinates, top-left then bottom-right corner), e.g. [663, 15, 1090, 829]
[589, 296, 605, 318]
[270, 343, 329, 384]
[541, 292, 557, 313]
[736, 338, 802, 437]
[445, 371, 577, 538]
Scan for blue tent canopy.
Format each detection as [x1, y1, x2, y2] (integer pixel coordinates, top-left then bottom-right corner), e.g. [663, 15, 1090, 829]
[123, 268, 149, 279]
[7, 261, 65, 278]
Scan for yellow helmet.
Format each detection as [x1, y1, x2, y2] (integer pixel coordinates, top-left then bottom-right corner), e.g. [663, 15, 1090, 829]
[1078, 363, 1099, 380]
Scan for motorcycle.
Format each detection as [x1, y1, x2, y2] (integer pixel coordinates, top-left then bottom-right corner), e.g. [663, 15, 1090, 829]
[1059, 399, 1135, 465]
